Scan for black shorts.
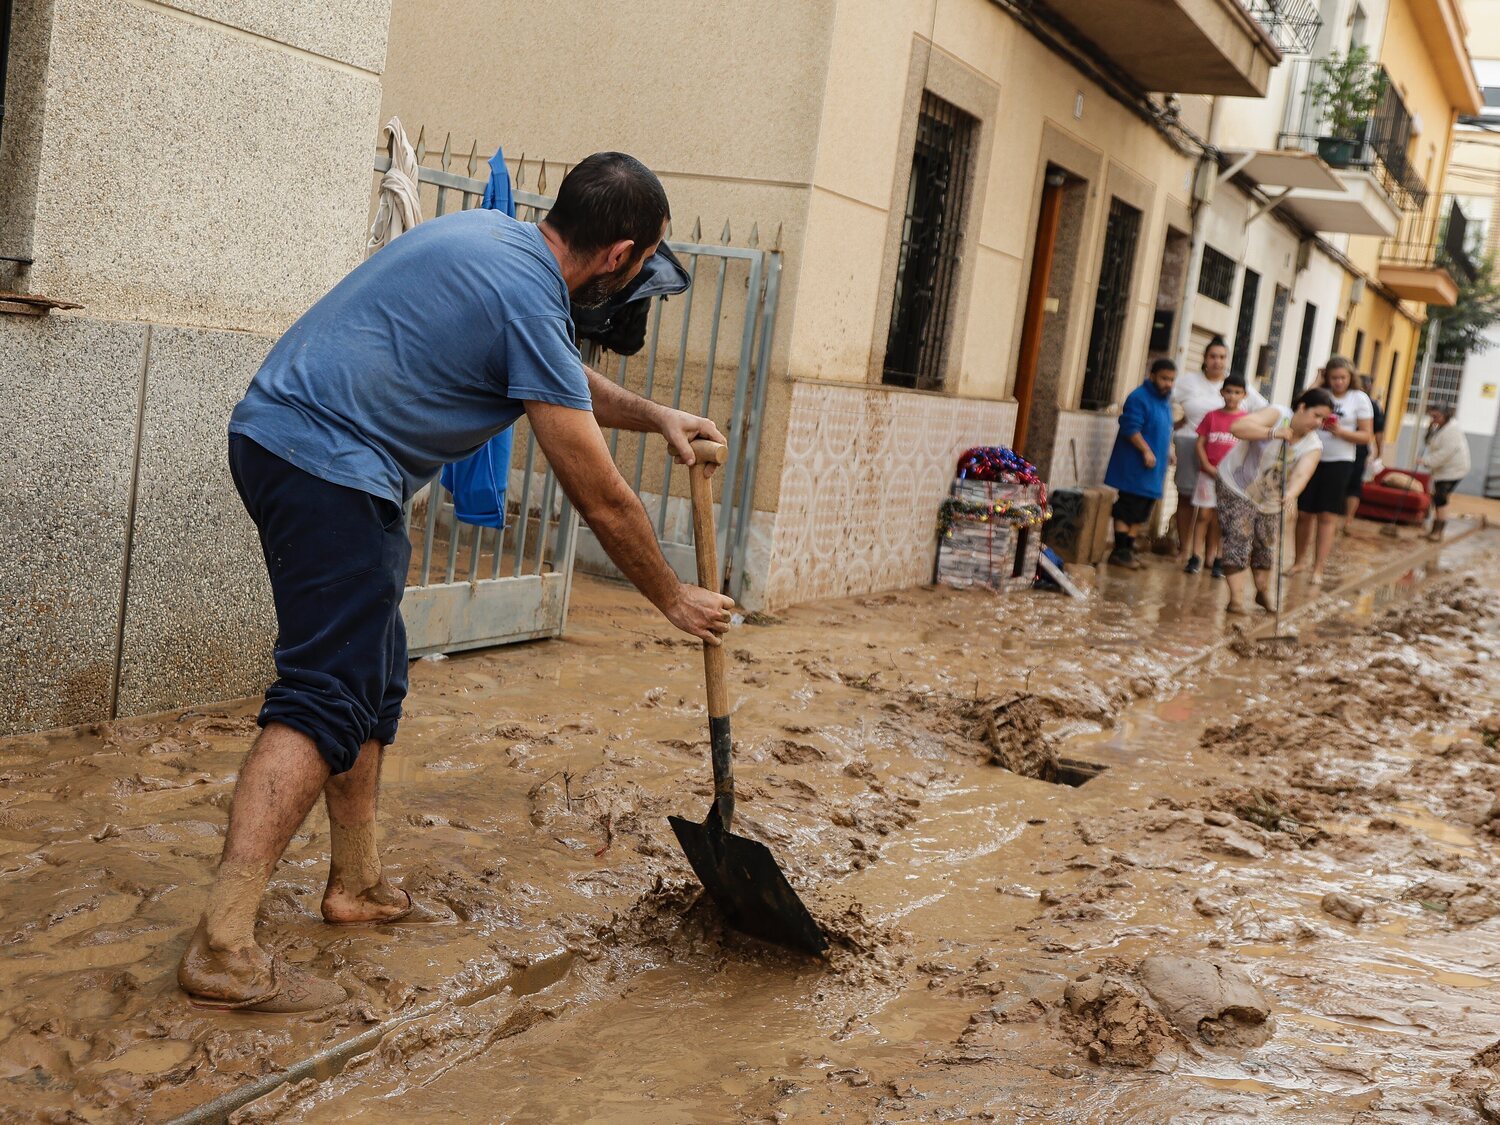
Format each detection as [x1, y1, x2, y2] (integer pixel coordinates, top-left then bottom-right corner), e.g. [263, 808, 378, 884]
[229, 435, 411, 774]
[1433, 479, 1459, 509]
[1297, 460, 1354, 516]
[1112, 491, 1156, 526]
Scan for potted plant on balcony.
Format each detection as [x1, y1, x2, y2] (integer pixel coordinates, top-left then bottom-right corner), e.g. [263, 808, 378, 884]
[1308, 46, 1384, 169]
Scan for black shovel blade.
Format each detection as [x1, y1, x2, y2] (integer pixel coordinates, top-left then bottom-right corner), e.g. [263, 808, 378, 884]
[669, 807, 828, 956]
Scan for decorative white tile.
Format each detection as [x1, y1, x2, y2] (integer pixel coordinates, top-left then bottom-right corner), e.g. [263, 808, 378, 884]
[761, 383, 1017, 609]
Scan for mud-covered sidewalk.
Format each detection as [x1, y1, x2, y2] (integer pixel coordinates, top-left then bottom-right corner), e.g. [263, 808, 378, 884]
[4, 517, 1500, 1123]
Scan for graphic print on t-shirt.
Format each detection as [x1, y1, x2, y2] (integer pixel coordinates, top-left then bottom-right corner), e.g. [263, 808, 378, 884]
[1220, 407, 1322, 513]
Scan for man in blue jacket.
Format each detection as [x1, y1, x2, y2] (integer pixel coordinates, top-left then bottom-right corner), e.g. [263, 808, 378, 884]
[178, 153, 735, 1013]
[1104, 358, 1177, 570]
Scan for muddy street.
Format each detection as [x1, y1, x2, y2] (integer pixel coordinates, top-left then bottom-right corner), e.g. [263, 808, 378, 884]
[4, 522, 1500, 1123]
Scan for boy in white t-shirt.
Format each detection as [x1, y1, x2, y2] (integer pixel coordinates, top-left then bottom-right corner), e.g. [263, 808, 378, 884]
[1215, 388, 1334, 615]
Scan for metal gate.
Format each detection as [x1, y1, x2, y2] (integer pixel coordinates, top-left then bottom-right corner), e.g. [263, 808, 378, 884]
[375, 136, 780, 655]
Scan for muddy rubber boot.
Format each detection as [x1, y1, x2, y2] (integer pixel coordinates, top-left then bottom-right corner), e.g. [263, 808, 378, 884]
[1426, 519, 1446, 542]
[1109, 547, 1142, 571]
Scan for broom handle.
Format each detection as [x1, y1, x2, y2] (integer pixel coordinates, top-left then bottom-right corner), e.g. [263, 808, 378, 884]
[689, 439, 734, 829]
[1276, 438, 1287, 639]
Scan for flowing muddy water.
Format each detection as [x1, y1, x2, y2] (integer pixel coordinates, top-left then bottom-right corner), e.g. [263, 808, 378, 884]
[2, 523, 1499, 1122]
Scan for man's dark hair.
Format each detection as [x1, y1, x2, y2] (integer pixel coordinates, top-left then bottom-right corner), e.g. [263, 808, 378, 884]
[1222, 374, 1247, 390]
[544, 152, 669, 261]
[1150, 358, 1177, 374]
[1296, 387, 1336, 411]
[1206, 335, 1228, 351]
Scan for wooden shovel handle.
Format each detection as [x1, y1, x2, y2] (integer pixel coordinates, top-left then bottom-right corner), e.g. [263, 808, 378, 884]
[688, 441, 729, 719]
[688, 439, 735, 829]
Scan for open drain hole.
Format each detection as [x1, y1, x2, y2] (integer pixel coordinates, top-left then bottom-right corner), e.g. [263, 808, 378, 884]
[1053, 758, 1108, 787]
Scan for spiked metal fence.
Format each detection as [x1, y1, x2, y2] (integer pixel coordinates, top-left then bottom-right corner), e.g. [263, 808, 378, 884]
[374, 130, 782, 653]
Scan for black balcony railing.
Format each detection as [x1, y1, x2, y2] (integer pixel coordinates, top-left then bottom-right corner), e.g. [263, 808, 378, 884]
[1240, 0, 1321, 55]
[1443, 200, 1477, 281]
[1379, 199, 1476, 283]
[1278, 59, 1429, 212]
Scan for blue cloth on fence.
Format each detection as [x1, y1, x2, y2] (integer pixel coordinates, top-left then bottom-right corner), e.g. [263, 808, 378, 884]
[440, 145, 518, 529]
[481, 145, 515, 214]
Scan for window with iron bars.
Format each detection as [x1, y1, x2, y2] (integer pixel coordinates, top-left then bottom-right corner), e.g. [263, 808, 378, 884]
[1198, 246, 1236, 305]
[882, 92, 978, 391]
[1407, 362, 1463, 412]
[1079, 197, 1142, 411]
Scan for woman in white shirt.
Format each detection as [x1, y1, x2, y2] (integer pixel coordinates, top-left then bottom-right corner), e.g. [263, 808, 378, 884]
[1419, 404, 1471, 541]
[1288, 357, 1373, 585]
[1171, 337, 1268, 566]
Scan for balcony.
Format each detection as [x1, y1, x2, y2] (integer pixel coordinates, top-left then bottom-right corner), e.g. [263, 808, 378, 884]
[1278, 58, 1430, 213]
[1036, 0, 1286, 97]
[1378, 201, 1475, 307]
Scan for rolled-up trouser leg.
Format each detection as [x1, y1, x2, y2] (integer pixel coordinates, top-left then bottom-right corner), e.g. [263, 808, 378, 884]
[229, 435, 410, 775]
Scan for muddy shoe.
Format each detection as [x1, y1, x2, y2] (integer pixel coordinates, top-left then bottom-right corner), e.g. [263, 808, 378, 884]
[1108, 549, 1142, 571]
[1210, 560, 1225, 580]
[179, 924, 346, 1013]
[188, 960, 348, 1013]
[1183, 555, 1202, 575]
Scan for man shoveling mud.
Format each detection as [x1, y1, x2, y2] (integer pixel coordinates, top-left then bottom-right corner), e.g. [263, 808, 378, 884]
[177, 153, 734, 1013]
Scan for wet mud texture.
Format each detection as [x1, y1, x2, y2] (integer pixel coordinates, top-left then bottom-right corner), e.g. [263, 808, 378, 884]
[2, 521, 1499, 1122]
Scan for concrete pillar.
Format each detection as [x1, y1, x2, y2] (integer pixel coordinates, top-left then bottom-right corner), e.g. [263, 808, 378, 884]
[0, 0, 392, 734]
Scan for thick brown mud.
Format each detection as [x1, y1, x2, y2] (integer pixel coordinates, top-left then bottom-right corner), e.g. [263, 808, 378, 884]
[3, 522, 1500, 1122]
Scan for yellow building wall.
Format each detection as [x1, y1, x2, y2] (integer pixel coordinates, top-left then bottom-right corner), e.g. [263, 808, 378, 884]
[1343, 0, 1467, 440]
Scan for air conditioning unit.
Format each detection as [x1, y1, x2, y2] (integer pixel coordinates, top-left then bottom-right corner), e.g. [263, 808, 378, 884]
[1349, 276, 1367, 306]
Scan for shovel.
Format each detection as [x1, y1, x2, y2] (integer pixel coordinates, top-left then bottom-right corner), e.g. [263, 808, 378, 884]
[667, 439, 828, 956]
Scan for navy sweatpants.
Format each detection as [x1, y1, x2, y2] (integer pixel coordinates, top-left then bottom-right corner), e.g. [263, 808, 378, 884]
[229, 435, 411, 774]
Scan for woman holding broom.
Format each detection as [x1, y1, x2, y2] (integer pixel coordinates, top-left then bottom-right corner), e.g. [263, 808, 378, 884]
[1215, 388, 1335, 615]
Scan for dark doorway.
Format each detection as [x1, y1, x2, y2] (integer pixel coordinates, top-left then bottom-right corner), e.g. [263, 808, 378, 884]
[1016, 174, 1089, 478]
[1080, 197, 1142, 411]
[882, 92, 978, 391]
[1230, 268, 1260, 382]
[1012, 168, 1068, 453]
[1261, 283, 1289, 400]
[1291, 302, 1318, 398]
[1150, 227, 1192, 367]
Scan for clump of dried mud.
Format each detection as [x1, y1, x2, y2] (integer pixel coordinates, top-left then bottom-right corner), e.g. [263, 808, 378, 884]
[1059, 953, 1274, 1068]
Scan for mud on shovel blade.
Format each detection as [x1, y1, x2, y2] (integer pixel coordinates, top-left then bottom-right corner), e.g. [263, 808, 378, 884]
[667, 439, 828, 956]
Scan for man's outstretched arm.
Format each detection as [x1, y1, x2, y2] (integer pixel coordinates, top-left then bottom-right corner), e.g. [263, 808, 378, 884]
[584, 364, 726, 471]
[524, 398, 734, 643]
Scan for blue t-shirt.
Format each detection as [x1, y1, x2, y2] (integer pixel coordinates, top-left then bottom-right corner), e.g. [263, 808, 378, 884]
[1103, 381, 1174, 499]
[230, 209, 590, 505]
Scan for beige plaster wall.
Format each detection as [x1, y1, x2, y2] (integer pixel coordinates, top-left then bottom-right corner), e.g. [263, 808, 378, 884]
[792, 0, 1194, 405]
[378, 0, 839, 521]
[1466, 0, 1500, 55]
